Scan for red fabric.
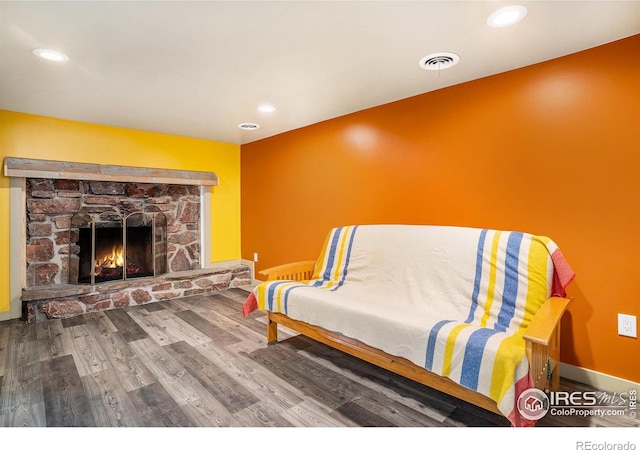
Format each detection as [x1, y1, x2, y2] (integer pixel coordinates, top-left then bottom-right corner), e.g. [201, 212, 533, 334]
[242, 291, 258, 317]
[550, 248, 576, 297]
[507, 373, 538, 427]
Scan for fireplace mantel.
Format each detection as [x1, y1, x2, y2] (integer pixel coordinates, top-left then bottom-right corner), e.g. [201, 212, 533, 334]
[3, 157, 219, 186]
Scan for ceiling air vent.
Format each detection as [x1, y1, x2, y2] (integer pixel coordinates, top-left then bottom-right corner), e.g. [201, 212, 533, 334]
[419, 52, 460, 71]
[238, 122, 260, 130]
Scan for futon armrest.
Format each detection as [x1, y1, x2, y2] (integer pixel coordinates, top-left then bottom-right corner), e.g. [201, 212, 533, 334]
[259, 260, 316, 282]
[524, 296, 571, 345]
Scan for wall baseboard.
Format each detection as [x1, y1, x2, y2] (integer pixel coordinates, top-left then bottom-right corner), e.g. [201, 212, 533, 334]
[560, 362, 639, 394]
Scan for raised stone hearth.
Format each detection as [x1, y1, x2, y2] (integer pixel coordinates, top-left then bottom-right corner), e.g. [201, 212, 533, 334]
[21, 265, 251, 323]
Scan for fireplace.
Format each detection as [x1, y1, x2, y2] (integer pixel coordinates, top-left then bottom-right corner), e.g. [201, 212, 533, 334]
[4, 157, 252, 323]
[23, 178, 199, 288]
[71, 210, 167, 284]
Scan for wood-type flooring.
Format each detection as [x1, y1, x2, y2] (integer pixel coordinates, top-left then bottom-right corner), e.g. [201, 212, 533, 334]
[0, 288, 638, 428]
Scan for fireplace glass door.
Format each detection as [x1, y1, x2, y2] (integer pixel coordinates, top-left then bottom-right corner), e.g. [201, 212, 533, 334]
[69, 210, 167, 284]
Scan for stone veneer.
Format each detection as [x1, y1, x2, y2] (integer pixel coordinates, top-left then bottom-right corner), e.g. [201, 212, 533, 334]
[21, 265, 252, 323]
[25, 178, 201, 286]
[21, 177, 251, 322]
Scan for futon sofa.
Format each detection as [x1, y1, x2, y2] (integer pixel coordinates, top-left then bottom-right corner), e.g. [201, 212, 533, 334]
[242, 224, 575, 426]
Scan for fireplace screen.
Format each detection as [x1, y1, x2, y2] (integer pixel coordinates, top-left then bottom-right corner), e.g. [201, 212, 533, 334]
[69, 210, 167, 284]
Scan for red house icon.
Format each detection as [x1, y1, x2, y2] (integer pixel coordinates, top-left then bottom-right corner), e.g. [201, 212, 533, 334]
[525, 396, 544, 412]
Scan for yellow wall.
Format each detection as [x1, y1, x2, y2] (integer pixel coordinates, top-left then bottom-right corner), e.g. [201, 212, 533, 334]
[0, 109, 241, 313]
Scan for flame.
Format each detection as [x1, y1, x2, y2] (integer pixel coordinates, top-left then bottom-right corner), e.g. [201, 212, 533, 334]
[95, 244, 124, 269]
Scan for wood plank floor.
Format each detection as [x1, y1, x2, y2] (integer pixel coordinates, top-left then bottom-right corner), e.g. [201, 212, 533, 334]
[0, 288, 638, 428]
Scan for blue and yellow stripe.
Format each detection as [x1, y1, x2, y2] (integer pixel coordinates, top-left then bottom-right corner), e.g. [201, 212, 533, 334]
[425, 229, 553, 402]
[256, 226, 359, 315]
[312, 226, 358, 289]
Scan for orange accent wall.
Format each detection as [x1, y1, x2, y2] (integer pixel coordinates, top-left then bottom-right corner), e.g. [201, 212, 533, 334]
[241, 35, 640, 383]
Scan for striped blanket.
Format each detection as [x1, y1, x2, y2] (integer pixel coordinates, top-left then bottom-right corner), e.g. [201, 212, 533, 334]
[243, 225, 575, 426]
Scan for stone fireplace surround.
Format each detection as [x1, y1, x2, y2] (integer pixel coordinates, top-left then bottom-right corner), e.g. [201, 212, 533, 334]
[4, 158, 251, 323]
[25, 178, 189, 287]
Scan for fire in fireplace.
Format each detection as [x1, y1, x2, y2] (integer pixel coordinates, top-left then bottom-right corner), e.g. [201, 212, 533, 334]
[79, 226, 153, 283]
[70, 211, 167, 285]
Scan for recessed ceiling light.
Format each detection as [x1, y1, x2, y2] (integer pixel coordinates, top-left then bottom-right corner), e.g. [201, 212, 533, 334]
[487, 5, 527, 28]
[419, 52, 460, 71]
[257, 104, 276, 113]
[32, 47, 70, 62]
[238, 122, 260, 130]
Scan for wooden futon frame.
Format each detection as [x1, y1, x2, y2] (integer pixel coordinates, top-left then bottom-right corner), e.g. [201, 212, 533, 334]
[259, 260, 570, 417]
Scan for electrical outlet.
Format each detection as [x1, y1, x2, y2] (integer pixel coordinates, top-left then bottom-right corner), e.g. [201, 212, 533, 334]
[253, 252, 258, 263]
[618, 313, 637, 338]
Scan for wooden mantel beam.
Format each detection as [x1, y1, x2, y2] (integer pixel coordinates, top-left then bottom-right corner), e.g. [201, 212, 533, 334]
[3, 157, 219, 186]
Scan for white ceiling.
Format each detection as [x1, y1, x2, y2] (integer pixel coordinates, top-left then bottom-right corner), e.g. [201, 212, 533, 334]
[1, 1, 639, 145]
